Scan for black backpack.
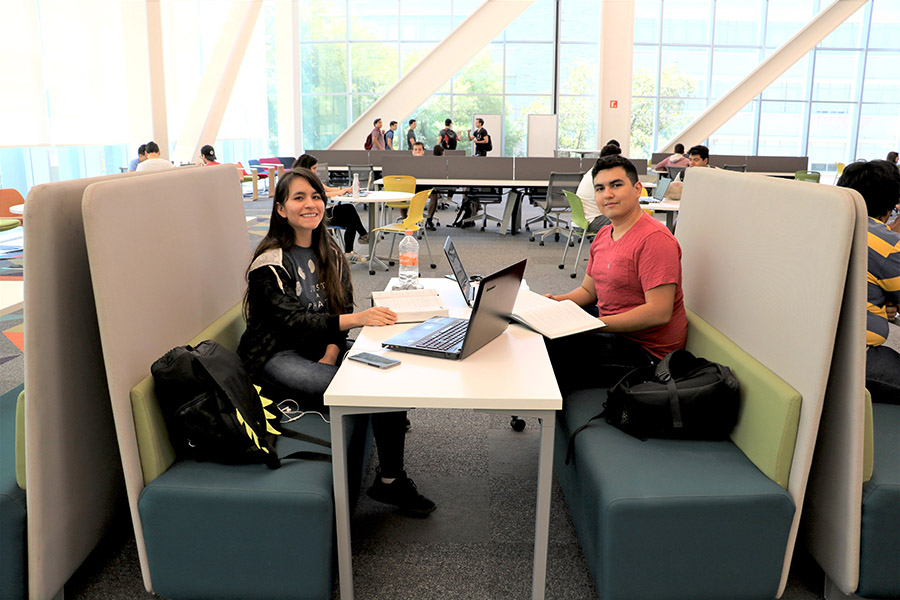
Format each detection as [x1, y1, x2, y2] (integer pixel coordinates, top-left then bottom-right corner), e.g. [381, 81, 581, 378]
[151, 340, 331, 469]
[565, 350, 740, 463]
[440, 128, 458, 150]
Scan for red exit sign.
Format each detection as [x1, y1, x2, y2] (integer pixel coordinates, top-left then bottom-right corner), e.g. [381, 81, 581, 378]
[609, 100, 618, 108]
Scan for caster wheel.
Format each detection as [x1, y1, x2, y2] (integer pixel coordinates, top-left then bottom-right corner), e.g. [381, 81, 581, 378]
[389, 261, 395, 266]
[570, 273, 577, 279]
[554, 233, 560, 242]
[525, 225, 530, 232]
[539, 241, 544, 246]
[558, 264, 564, 269]
[430, 263, 437, 269]
[369, 270, 375, 275]
[529, 236, 535, 242]
[569, 241, 575, 247]
[510, 417, 526, 432]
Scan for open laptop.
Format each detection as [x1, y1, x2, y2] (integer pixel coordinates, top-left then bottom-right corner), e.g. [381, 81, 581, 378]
[382, 259, 526, 360]
[641, 176, 671, 203]
[443, 236, 480, 307]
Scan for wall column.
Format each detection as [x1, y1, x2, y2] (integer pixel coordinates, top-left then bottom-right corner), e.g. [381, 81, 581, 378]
[598, 0, 635, 156]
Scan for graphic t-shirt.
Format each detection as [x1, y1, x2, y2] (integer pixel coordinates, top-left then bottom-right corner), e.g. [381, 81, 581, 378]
[286, 245, 325, 312]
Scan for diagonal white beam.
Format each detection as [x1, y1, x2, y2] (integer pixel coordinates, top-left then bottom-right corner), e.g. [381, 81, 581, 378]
[171, 0, 261, 165]
[661, 0, 869, 153]
[328, 0, 535, 150]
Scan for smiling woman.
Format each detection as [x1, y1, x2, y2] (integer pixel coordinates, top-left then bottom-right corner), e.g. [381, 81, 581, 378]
[236, 167, 436, 516]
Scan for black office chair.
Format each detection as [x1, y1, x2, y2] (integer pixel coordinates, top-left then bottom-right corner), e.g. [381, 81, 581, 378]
[347, 164, 375, 190]
[460, 187, 504, 231]
[667, 166, 686, 181]
[526, 172, 583, 245]
[723, 164, 747, 172]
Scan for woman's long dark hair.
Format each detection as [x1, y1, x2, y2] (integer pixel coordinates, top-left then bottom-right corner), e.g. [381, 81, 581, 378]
[245, 168, 350, 316]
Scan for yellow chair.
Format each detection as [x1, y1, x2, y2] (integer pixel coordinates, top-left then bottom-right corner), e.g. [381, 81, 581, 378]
[367, 189, 436, 275]
[834, 162, 846, 184]
[381, 175, 415, 225]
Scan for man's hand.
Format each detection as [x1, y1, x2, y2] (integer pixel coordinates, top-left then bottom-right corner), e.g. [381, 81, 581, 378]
[887, 302, 898, 322]
[319, 344, 341, 365]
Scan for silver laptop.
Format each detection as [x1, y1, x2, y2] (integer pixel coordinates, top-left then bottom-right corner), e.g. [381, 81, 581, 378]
[642, 176, 671, 204]
[382, 259, 526, 360]
[443, 236, 480, 307]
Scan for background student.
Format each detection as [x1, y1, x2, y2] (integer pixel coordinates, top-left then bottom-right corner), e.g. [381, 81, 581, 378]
[293, 154, 369, 264]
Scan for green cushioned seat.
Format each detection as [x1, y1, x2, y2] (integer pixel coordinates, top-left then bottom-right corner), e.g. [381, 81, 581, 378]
[857, 403, 900, 598]
[1, 384, 26, 600]
[553, 312, 802, 600]
[131, 303, 373, 598]
[556, 388, 795, 600]
[139, 413, 372, 600]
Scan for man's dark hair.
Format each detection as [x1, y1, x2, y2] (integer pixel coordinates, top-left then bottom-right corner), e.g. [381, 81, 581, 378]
[837, 159, 900, 219]
[688, 145, 709, 161]
[413, 141, 425, 151]
[138, 144, 147, 156]
[445, 118, 452, 126]
[674, 143, 685, 154]
[146, 141, 160, 154]
[591, 155, 639, 185]
[599, 143, 622, 157]
[373, 118, 382, 126]
[887, 151, 899, 163]
[475, 118, 484, 127]
[605, 139, 620, 148]
[433, 145, 444, 156]
[409, 119, 416, 126]
[389, 120, 397, 127]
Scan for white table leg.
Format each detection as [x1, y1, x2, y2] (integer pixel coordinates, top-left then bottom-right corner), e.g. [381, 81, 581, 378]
[532, 410, 555, 600]
[330, 406, 354, 600]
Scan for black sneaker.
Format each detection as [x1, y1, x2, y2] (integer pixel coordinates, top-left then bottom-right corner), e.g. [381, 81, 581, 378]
[367, 473, 436, 515]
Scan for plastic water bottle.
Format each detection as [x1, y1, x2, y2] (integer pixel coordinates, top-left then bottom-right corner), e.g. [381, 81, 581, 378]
[398, 230, 421, 289]
[352, 173, 360, 198]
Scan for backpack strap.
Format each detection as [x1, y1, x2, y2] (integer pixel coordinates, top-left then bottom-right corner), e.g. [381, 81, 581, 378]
[564, 409, 606, 465]
[277, 426, 331, 449]
[654, 351, 683, 429]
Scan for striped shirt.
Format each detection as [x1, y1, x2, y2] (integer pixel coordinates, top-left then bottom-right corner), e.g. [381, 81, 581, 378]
[866, 216, 900, 346]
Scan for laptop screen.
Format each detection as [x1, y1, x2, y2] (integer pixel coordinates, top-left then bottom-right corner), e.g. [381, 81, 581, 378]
[653, 177, 671, 200]
[460, 259, 526, 359]
[443, 237, 471, 298]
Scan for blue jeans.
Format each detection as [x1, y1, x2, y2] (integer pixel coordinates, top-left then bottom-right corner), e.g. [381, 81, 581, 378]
[866, 345, 900, 405]
[259, 348, 409, 478]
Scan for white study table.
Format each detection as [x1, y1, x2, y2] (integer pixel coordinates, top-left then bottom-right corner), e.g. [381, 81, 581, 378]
[335, 190, 413, 270]
[325, 277, 562, 600]
[9, 204, 24, 215]
[642, 198, 680, 230]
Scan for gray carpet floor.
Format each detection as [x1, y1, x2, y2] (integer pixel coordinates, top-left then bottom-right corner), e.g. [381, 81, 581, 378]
[58, 196, 896, 599]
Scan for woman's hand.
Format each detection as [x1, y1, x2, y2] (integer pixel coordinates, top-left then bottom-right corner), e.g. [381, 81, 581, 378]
[355, 306, 398, 327]
[319, 344, 341, 365]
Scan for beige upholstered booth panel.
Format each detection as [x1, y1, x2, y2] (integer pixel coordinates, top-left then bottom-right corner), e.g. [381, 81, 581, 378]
[82, 165, 248, 592]
[23, 173, 151, 600]
[675, 167, 863, 597]
[802, 188, 869, 595]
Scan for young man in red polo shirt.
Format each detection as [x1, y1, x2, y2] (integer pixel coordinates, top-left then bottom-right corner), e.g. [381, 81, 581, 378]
[544, 155, 687, 392]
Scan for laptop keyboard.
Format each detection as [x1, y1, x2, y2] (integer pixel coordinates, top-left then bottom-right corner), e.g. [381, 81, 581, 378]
[414, 319, 468, 351]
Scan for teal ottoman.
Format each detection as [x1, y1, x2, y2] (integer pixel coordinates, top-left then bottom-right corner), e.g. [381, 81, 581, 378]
[555, 388, 795, 600]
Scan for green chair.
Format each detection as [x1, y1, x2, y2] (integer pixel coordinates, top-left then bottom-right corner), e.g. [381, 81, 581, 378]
[559, 190, 595, 279]
[794, 170, 821, 183]
[0, 218, 21, 232]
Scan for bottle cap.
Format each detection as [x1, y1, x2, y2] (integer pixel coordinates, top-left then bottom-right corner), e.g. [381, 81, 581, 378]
[405, 230, 414, 235]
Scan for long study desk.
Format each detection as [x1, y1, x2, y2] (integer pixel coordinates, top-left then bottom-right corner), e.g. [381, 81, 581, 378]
[325, 277, 562, 600]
